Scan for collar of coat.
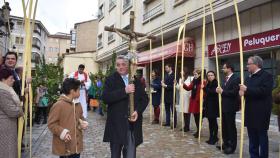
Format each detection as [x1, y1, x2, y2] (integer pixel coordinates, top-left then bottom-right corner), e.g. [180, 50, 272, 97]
[58, 95, 79, 105]
[250, 69, 264, 78]
[0, 81, 21, 105]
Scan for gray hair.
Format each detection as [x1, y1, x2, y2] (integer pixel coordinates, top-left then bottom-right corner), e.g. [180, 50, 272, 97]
[249, 55, 263, 68]
[116, 55, 129, 63]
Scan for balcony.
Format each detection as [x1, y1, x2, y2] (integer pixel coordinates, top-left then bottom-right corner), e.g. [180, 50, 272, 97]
[33, 29, 41, 36]
[108, 34, 115, 44]
[98, 12, 104, 21]
[32, 39, 41, 50]
[173, 0, 188, 7]
[143, 0, 154, 4]
[123, 0, 132, 13]
[109, 1, 116, 11]
[97, 42, 103, 49]
[143, 3, 164, 23]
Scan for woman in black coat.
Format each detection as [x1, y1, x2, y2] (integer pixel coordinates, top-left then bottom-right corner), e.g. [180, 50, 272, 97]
[203, 71, 219, 145]
[151, 70, 161, 124]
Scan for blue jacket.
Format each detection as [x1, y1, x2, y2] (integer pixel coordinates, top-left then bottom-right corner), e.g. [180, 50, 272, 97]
[151, 77, 161, 106]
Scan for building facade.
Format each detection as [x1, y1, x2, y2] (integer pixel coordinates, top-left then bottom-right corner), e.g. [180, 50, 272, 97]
[46, 32, 71, 64]
[63, 19, 99, 75]
[10, 16, 49, 68]
[97, 0, 280, 82]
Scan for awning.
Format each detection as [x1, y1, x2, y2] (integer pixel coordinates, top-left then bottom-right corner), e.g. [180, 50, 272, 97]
[137, 37, 195, 65]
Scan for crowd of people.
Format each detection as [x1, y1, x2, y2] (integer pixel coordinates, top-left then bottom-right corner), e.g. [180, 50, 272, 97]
[0, 49, 276, 158]
[151, 55, 274, 157]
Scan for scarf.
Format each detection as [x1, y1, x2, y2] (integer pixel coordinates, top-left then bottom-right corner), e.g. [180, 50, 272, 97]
[191, 76, 201, 99]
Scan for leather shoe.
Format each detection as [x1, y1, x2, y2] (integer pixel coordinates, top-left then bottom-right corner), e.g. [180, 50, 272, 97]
[223, 147, 234, 155]
[163, 123, 170, 127]
[216, 145, 226, 150]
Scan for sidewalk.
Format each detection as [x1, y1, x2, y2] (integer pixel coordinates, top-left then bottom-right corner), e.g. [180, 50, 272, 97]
[24, 110, 280, 158]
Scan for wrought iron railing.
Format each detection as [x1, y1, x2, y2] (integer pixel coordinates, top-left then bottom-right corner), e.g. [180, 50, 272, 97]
[143, 3, 163, 22]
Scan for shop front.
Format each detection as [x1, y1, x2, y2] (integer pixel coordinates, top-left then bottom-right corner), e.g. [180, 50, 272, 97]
[137, 37, 196, 81]
[208, 28, 280, 83]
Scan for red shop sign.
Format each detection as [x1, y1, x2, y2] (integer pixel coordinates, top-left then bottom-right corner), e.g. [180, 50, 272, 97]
[208, 28, 280, 57]
[137, 37, 195, 65]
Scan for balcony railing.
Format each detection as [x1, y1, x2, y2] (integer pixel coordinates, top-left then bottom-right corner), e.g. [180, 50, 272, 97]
[97, 42, 103, 49]
[98, 12, 104, 20]
[123, 0, 132, 12]
[143, 3, 164, 23]
[33, 29, 41, 36]
[109, 1, 116, 10]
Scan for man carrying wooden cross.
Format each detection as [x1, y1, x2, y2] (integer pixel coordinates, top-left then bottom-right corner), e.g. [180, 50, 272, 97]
[103, 11, 154, 158]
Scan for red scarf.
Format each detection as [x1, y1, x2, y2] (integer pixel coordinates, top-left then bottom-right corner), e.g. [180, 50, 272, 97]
[74, 71, 88, 82]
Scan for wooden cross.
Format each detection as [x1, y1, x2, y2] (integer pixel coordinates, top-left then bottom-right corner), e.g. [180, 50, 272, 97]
[104, 11, 156, 118]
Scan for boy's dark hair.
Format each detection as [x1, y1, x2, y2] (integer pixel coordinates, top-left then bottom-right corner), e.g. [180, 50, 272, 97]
[61, 78, 81, 95]
[224, 62, 234, 72]
[4, 51, 18, 61]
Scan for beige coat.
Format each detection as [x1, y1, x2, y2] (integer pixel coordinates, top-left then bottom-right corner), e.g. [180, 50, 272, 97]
[176, 76, 193, 113]
[48, 95, 85, 156]
[0, 82, 23, 158]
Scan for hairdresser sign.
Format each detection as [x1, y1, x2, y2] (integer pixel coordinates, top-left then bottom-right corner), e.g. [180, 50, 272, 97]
[208, 28, 280, 57]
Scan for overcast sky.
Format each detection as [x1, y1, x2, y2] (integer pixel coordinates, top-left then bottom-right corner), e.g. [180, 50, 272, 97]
[4, 0, 98, 34]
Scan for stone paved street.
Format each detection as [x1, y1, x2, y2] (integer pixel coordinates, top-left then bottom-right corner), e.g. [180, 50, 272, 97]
[25, 110, 280, 158]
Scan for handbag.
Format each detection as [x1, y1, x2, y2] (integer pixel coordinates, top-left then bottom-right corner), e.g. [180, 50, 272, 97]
[39, 96, 49, 107]
[89, 99, 99, 107]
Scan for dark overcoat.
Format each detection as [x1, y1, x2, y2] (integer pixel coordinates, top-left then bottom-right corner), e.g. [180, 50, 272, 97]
[102, 72, 149, 146]
[244, 69, 273, 130]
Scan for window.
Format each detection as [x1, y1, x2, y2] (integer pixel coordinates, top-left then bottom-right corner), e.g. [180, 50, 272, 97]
[98, 4, 104, 20]
[17, 21, 23, 26]
[49, 47, 53, 52]
[108, 24, 115, 44]
[143, 2, 164, 23]
[15, 37, 24, 44]
[70, 30, 76, 47]
[123, 0, 132, 13]
[97, 34, 103, 49]
[109, 0, 116, 11]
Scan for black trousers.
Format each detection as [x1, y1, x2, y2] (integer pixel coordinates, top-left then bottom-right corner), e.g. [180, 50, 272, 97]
[208, 117, 218, 140]
[222, 112, 237, 151]
[35, 107, 48, 123]
[59, 153, 80, 158]
[193, 113, 200, 132]
[165, 103, 177, 126]
[183, 113, 191, 130]
[247, 128, 269, 158]
[110, 124, 136, 158]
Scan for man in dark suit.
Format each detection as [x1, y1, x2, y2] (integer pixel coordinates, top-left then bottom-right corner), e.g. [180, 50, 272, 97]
[216, 62, 240, 154]
[102, 55, 148, 158]
[161, 64, 177, 128]
[239, 56, 273, 158]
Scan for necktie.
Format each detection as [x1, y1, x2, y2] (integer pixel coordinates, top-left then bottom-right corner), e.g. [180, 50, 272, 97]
[224, 76, 229, 85]
[123, 76, 128, 86]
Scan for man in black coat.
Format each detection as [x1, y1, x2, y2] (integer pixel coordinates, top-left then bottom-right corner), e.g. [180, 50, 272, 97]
[216, 62, 240, 154]
[102, 55, 148, 158]
[239, 56, 273, 158]
[161, 64, 177, 128]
